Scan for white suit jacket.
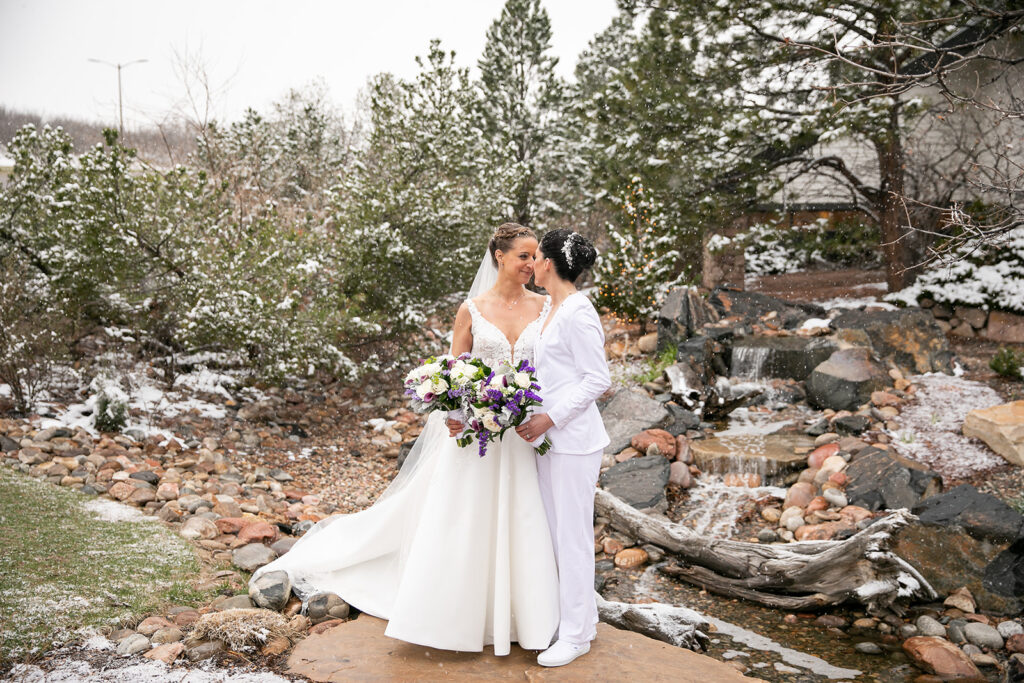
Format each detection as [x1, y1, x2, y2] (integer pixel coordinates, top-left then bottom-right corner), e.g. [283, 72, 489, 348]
[534, 292, 612, 455]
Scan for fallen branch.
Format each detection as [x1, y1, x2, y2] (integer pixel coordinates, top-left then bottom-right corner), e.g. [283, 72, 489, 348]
[596, 594, 710, 652]
[594, 488, 936, 615]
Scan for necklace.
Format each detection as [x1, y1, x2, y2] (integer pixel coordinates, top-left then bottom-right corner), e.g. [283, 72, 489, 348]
[500, 291, 524, 310]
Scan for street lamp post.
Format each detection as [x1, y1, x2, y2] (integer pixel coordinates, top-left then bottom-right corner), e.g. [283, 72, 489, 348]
[87, 58, 149, 139]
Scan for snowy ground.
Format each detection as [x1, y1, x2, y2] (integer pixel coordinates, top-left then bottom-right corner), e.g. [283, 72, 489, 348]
[2, 354, 268, 448]
[888, 372, 1007, 481]
[7, 636, 295, 682]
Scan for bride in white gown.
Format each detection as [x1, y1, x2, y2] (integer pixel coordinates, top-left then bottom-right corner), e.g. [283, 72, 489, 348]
[250, 223, 560, 655]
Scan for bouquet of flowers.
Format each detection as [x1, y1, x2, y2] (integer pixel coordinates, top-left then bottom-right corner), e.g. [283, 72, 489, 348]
[457, 358, 551, 457]
[403, 353, 486, 413]
[403, 355, 550, 457]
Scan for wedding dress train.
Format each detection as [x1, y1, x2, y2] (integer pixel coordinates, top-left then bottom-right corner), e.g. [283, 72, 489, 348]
[250, 296, 559, 655]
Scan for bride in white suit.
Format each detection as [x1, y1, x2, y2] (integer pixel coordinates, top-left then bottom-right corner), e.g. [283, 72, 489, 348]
[516, 228, 611, 667]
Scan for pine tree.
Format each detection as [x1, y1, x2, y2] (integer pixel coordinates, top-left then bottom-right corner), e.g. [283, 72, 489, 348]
[594, 179, 680, 327]
[476, 0, 564, 228]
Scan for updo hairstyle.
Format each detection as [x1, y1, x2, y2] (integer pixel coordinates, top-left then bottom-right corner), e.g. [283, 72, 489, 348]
[489, 222, 537, 267]
[540, 228, 598, 283]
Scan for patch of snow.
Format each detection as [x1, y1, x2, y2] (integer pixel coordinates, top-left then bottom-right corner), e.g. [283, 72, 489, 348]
[705, 616, 862, 680]
[0, 382, 11, 398]
[889, 373, 1006, 481]
[799, 317, 832, 331]
[818, 296, 896, 310]
[83, 498, 155, 523]
[9, 659, 295, 682]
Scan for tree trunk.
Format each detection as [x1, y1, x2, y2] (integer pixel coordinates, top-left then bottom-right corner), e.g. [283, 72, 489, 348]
[596, 595, 711, 652]
[594, 489, 936, 615]
[876, 102, 914, 292]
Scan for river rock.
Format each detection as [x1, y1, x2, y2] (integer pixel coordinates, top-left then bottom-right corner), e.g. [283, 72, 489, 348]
[944, 586, 976, 613]
[854, 642, 883, 655]
[962, 401, 1024, 466]
[808, 442, 839, 469]
[614, 547, 649, 569]
[916, 615, 946, 638]
[250, 570, 292, 611]
[964, 622, 1003, 650]
[844, 450, 941, 511]
[902, 636, 981, 678]
[728, 336, 837, 381]
[237, 520, 279, 545]
[307, 592, 350, 623]
[912, 484, 1024, 543]
[832, 308, 955, 374]
[599, 455, 670, 510]
[823, 488, 848, 509]
[806, 348, 890, 411]
[668, 461, 692, 488]
[185, 640, 224, 662]
[833, 414, 870, 436]
[657, 286, 720, 349]
[151, 627, 184, 644]
[180, 517, 219, 541]
[116, 633, 150, 656]
[783, 482, 816, 511]
[631, 429, 676, 459]
[600, 389, 670, 455]
[1008, 634, 1024, 653]
[709, 288, 825, 330]
[144, 642, 184, 664]
[780, 506, 805, 532]
[232, 543, 278, 571]
[998, 621, 1024, 638]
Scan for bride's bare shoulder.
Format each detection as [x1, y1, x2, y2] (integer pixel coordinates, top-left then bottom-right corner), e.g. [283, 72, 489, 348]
[525, 291, 547, 310]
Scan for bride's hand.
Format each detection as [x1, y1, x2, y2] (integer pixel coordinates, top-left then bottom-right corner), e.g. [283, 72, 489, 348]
[515, 414, 554, 442]
[446, 418, 464, 437]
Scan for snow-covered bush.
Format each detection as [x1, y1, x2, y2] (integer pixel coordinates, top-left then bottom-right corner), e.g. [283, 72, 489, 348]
[886, 227, 1024, 315]
[594, 179, 680, 324]
[722, 216, 881, 276]
[89, 371, 128, 433]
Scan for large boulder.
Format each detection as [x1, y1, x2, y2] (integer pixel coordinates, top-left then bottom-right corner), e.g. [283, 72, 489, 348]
[831, 308, 954, 375]
[728, 336, 837, 381]
[656, 286, 719, 350]
[599, 389, 670, 455]
[806, 347, 889, 411]
[709, 287, 826, 330]
[844, 449, 941, 512]
[599, 455, 670, 510]
[896, 523, 1023, 615]
[984, 310, 1024, 343]
[963, 400, 1024, 466]
[901, 637, 982, 679]
[912, 484, 1024, 544]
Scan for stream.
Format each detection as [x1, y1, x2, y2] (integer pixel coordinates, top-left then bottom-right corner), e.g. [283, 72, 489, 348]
[598, 382, 925, 682]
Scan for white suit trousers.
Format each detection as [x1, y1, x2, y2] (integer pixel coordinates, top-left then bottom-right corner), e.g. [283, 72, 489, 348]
[535, 448, 603, 646]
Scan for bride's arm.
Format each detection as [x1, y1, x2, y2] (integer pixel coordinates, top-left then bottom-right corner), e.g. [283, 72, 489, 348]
[449, 302, 473, 357]
[447, 303, 473, 436]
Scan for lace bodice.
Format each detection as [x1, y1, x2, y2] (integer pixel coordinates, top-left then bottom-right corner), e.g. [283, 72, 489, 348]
[465, 296, 551, 367]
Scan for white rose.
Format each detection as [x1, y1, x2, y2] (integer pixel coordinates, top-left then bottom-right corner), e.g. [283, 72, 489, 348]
[514, 372, 531, 389]
[482, 413, 502, 432]
[420, 362, 442, 377]
[415, 380, 434, 400]
[433, 378, 449, 393]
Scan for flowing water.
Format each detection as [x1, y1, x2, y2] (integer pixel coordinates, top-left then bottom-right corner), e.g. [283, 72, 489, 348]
[603, 394, 924, 681]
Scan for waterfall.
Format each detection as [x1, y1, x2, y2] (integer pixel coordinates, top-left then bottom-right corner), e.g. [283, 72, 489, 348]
[731, 345, 771, 380]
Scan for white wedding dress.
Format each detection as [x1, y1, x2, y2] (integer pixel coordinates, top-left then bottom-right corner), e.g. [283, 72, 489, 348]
[250, 296, 559, 655]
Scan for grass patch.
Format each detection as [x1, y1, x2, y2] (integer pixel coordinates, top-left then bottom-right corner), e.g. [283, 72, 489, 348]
[633, 343, 678, 385]
[0, 466, 203, 668]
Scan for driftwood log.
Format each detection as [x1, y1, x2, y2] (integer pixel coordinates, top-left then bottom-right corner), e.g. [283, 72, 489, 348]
[596, 594, 711, 652]
[595, 488, 936, 615]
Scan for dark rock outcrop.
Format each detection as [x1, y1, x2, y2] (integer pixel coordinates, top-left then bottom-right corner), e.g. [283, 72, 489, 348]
[657, 286, 719, 350]
[599, 455, 671, 510]
[912, 484, 1024, 544]
[845, 450, 942, 511]
[806, 347, 889, 411]
[709, 288, 825, 330]
[832, 308, 954, 375]
[728, 336, 837, 381]
[600, 389, 671, 455]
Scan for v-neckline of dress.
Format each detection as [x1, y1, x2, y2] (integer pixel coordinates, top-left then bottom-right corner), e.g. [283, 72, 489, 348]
[469, 296, 552, 356]
[539, 291, 580, 337]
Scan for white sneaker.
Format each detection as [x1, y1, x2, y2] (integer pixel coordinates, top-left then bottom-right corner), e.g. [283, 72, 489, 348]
[537, 639, 590, 667]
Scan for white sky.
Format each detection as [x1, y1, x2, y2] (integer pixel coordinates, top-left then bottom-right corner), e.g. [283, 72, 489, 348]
[0, 0, 619, 130]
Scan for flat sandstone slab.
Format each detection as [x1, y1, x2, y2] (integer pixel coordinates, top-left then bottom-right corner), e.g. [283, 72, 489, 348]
[963, 400, 1024, 466]
[286, 615, 756, 682]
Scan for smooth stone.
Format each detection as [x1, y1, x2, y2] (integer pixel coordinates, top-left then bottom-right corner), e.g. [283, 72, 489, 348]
[823, 488, 848, 509]
[998, 620, 1024, 638]
[902, 636, 982, 679]
[963, 622, 1003, 650]
[144, 642, 184, 664]
[185, 640, 224, 662]
[250, 570, 292, 612]
[915, 615, 946, 638]
[306, 592, 350, 624]
[116, 633, 150, 656]
[180, 516, 219, 540]
[216, 594, 254, 610]
[232, 543, 278, 571]
[854, 642, 883, 655]
[150, 627, 184, 644]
